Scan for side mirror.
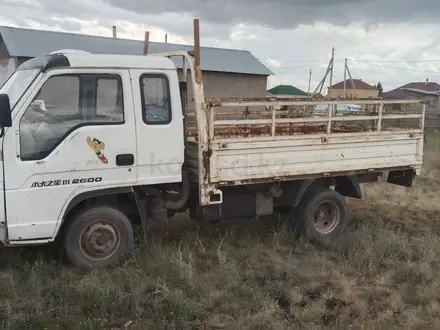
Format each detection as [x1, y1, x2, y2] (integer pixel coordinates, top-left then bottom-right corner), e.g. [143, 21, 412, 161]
[0, 94, 12, 128]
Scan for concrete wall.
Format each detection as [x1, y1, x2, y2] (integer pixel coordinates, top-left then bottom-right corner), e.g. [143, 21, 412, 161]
[329, 88, 379, 99]
[178, 70, 268, 99]
[202, 71, 268, 98]
[391, 91, 440, 128]
[377, 92, 439, 129]
[177, 70, 268, 132]
[396, 91, 439, 109]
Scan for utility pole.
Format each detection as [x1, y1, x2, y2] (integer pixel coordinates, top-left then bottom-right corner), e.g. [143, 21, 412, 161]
[343, 58, 347, 98]
[313, 47, 335, 97]
[308, 69, 312, 96]
[328, 47, 335, 98]
[165, 33, 168, 43]
[346, 62, 357, 98]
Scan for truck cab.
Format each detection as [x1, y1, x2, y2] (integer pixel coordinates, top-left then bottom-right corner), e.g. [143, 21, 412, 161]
[0, 52, 186, 264]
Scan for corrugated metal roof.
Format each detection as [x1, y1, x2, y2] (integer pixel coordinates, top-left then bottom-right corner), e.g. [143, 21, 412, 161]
[0, 26, 273, 76]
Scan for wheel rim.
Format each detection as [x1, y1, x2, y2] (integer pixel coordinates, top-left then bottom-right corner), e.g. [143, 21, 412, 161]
[313, 201, 340, 234]
[79, 221, 121, 261]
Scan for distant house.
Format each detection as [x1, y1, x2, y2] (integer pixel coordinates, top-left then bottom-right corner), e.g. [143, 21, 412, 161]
[383, 81, 440, 99]
[383, 81, 440, 111]
[328, 79, 378, 98]
[267, 84, 309, 98]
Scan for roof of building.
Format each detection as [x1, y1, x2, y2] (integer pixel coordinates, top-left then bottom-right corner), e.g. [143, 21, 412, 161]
[0, 26, 273, 76]
[383, 82, 440, 98]
[330, 79, 377, 90]
[268, 84, 308, 96]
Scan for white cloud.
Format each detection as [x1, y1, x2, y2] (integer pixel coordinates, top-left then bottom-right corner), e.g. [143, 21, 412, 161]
[265, 58, 281, 68]
[229, 24, 260, 41]
[1, 1, 440, 94]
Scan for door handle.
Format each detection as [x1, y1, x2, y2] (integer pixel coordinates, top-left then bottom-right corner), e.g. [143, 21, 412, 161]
[116, 154, 134, 166]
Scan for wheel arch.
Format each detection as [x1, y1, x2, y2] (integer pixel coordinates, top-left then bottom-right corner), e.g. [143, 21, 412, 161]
[54, 187, 139, 239]
[280, 175, 362, 208]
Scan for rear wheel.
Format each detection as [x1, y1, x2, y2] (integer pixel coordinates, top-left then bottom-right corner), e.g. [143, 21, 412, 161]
[296, 188, 348, 247]
[64, 205, 133, 268]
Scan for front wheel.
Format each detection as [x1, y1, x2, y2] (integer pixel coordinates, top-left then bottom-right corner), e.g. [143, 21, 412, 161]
[296, 188, 348, 248]
[64, 205, 133, 268]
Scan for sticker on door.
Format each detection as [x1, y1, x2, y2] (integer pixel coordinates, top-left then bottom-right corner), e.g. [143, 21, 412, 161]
[86, 136, 108, 164]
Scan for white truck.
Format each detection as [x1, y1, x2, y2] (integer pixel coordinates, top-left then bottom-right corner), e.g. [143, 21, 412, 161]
[0, 21, 425, 268]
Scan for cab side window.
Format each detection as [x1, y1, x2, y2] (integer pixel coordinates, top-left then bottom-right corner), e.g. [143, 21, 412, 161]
[140, 74, 171, 124]
[19, 73, 124, 161]
[96, 78, 124, 121]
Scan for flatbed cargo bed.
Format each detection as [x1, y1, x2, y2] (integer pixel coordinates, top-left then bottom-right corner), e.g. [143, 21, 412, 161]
[151, 51, 425, 205]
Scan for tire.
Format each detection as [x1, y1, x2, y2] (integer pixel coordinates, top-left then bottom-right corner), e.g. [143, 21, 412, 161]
[64, 205, 133, 268]
[296, 188, 348, 248]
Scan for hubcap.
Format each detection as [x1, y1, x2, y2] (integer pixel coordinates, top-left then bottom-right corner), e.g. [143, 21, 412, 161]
[79, 221, 120, 260]
[313, 201, 340, 234]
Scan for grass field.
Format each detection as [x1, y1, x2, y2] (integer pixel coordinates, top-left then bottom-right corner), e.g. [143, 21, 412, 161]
[0, 131, 439, 330]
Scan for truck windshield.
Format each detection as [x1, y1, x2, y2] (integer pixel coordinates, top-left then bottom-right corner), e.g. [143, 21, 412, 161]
[0, 69, 40, 110]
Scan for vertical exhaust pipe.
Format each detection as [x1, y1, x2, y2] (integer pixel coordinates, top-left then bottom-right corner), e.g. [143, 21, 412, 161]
[193, 18, 202, 84]
[143, 31, 150, 55]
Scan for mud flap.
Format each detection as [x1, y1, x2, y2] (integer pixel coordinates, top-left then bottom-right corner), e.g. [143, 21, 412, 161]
[387, 169, 415, 187]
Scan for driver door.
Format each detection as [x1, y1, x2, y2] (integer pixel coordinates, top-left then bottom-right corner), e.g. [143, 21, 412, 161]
[2, 68, 138, 242]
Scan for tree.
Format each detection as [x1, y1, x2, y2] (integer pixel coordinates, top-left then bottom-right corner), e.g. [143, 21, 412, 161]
[376, 82, 383, 96]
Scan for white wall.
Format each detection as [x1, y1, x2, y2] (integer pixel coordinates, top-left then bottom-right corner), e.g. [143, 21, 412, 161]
[0, 58, 16, 87]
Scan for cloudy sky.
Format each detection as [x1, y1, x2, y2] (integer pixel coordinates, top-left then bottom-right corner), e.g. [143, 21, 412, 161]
[2, 0, 440, 93]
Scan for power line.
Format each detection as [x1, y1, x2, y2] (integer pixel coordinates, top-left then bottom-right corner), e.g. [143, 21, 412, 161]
[282, 60, 329, 63]
[348, 59, 440, 74]
[278, 59, 440, 64]
[261, 57, 440, 72]
[275, 60, 344, 70]
[348, 59, 440, 63]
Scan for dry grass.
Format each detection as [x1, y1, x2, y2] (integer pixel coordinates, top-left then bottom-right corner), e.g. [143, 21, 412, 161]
[1, 131, 440, 330]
